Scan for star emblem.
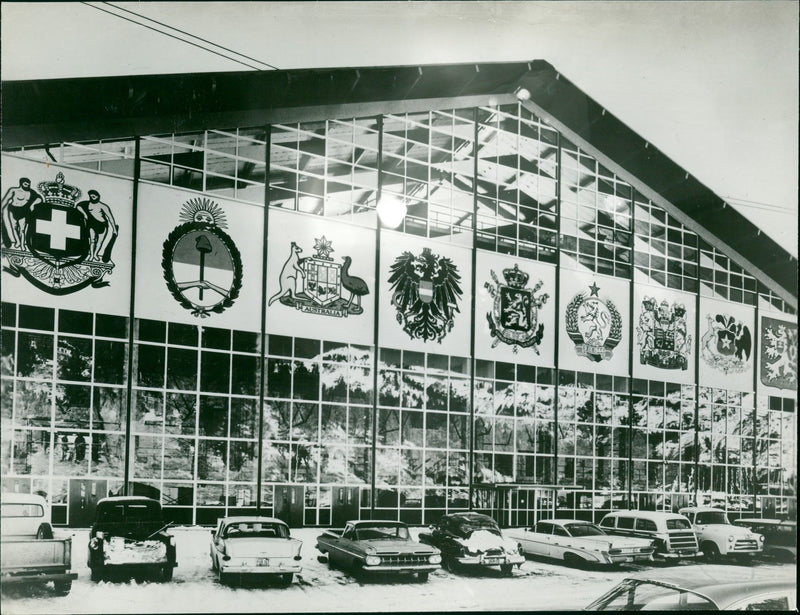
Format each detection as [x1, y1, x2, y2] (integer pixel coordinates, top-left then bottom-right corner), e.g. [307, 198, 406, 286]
[313, 236, 334, 260]
[588, 282, 600, 296]
[721, 337, 732, 349]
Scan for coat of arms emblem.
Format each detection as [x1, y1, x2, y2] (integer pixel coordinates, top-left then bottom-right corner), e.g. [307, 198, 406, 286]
[700, 313, 752, 374]
[565, 282, 622, 362]
[1, 173, 118, 294]
[268, 236, 369, 317]
[636, 296, 691, 370]
[388, 247, 462, 343]
[484, 264, 549, 353]
[760, 316, 797, 390]
[162, 198, 242, 317]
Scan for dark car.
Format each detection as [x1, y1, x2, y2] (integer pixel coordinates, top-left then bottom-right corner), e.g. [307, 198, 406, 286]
[87, 496, 177, 582]
[418, 512, 524, 575]
[733, 518, 796, 562]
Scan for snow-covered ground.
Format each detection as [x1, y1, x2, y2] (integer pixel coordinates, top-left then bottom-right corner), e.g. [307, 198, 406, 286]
[2, 526, 795, 614]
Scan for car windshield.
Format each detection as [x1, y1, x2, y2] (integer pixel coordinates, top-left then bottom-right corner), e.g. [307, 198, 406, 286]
[223, 522, 289, 539]
[665, 518, 691, 530]
[355, 524, 410, 540]
[586, 579, 716, 611]
[695, 511, 729, 525]
[566, 523, 606, 537]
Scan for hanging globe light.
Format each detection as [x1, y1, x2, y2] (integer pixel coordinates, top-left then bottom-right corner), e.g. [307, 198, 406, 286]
[376, 194, 407, 228]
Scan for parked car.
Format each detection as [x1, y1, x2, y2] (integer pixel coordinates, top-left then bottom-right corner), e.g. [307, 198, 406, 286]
[507, 519, 654, 567]
[1, 493, 77, 595]
[732, 518, 796, 562]
[87, 496, 177, 582]
[678, 506, 763, 559]
[599, 510, 701, 560]
[316, 520, 440, 581]
[584, 564, 796, 610]
[210, 517, 302, 586]
[418, 512, 524, 575]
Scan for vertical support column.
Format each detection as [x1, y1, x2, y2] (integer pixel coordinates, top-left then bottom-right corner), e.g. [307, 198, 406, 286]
[751, 302, 759, 514]
[693, 234, 701, 506]
[256, 125, 272, 514]
[468, 108, 478, 510]
[123, 136, 141, 496]
[369, 115, 384, 519]
[626, 197, 636, 509]
[552, 129, 562, 488]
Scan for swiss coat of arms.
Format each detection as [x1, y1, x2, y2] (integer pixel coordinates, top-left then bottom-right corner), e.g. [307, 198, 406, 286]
[565, 282, 622, 362]
[162, 198, 242, 317]
[268, 236, 369, 317]
[636, 296, 691, 370]
[388, 247, 462, 343]
[700, 313, 752, 374]
[1, 173, 118, 294]
[485, 264, 549, 353]
[760, 316, 797, 390]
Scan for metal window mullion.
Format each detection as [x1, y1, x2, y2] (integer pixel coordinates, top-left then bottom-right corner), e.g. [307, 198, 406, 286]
[626, 189, 636, 510]
[693, 232, 701, 505]
[553, 126, 562, 488]
[468, 107, 478, 511]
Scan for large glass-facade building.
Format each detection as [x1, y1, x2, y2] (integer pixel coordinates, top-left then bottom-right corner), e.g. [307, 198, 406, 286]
[1, 62, 796, 527]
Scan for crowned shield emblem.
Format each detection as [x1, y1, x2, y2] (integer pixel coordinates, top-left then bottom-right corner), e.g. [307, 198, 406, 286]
[162, 198, 242, 318]
[700, 313, 751, 375]
[485, 264, 549, 353]
[565, 282, 622, 362]
[760, 316, 797, 390]
[1, 172, 118, 294]
[268, 236, 368, 317]
[636, 296, 691, 370]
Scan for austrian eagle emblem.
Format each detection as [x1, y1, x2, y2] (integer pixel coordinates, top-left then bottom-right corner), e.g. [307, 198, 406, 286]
[388, 247, 462, 343]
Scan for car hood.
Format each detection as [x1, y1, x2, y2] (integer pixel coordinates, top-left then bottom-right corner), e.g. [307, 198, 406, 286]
[359, 539, 437, 554]
[455, 529, 514, 553]
[697, 524, 757, 538]
[223, 537, 301, 559]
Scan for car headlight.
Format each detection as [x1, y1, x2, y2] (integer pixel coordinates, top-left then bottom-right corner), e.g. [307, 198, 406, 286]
[89, 537, 100, 549]
[96, 531, 104, 540]
[365, 556, 381, 566]
[728, 535, 734, 542]
[758, 534, 764, 542]
[429, 554, 442, 564]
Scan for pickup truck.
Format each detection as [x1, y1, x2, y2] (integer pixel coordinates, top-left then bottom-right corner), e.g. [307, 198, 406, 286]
[316, 520, 441, 581]
[679, 506, 763, 559]
[1, 493, 78, 595]
[87, 496, 177, 582]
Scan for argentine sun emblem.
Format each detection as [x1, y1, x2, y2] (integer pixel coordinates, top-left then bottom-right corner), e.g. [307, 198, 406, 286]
[1, 173, 118, 294]
[760, 316, 797, 390]
[565, 282, 622, 362]
[388, 247, 462, 343]
[485, 264, 549, 353]
[700, 314, 752, 374]
[162, 198, 242, 317]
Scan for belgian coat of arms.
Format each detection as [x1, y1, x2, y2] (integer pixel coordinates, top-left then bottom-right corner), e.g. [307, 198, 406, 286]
[485, 264, 549, 353]
[760, 316, 797, 390]
[565, 282, 622, 362]
[388, 247, 462, 343]
[268, 236, 369, 317]
[1, 173, 118, 294]
[700, 313, 752, 374]
[636, 296, 691, 370]
[162, 198, 242, 317]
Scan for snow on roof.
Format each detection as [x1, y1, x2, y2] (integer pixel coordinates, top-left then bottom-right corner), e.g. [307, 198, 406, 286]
[1, 492, 47, 505]
[219, 516, 287, 526]
[603, 510, 689, 520]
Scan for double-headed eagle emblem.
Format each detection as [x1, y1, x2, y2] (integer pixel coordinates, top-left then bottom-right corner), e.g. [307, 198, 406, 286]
[388, 247, 462, 343]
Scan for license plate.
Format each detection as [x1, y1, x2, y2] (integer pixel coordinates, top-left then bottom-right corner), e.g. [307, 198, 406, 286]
[257, 558, 269, 567]
[483, 557, 503, 565]
[622, 557, 633, 563]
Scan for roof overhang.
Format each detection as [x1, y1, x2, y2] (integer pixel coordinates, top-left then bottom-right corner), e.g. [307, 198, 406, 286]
[2, 60, 795, 306]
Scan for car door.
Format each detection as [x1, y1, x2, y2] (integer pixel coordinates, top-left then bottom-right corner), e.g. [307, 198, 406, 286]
[335, 523, 356, 567]
[522, 522, 552, 558]
[551, 525, 571, 559]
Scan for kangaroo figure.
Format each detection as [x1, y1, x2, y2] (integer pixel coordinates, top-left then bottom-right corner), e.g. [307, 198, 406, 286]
[269, 241, 304, 305]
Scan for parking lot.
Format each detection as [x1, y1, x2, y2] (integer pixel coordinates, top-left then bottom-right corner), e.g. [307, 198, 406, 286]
[1, 526, 795, 614]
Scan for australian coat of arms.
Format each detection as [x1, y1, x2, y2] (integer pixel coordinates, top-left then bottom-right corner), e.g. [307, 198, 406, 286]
[636, 296, 691, 370]
[268, 235, 369, 317]
[485, 263, 549, 353]
[565, 282, 622, 362]
[162, 198, 242, 317]
[700, 313, 752, 374]
[1, 173, 118, 294]
[760, 316, 797, 390]
[388, 247, 462, 343]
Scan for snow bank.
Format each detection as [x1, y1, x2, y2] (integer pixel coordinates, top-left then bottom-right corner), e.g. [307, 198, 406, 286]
[104, 537, 167, 564]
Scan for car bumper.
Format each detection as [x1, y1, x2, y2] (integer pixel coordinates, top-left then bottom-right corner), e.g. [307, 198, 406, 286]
[656, 551, 702, 559]
[604, 553, 654, 564]
[363, 563, 440, 573]
[1, 571, 78, 584]
[102, 560, 177, 569]
[455, 553, 525, 567]
[220, 564, 302, 576]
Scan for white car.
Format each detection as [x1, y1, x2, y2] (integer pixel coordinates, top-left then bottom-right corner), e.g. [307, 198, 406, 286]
[1, 493, 54, 539]
[210, 516, 302, 586]
[678, 506, 763, 558]
[507, 519, 655, 566]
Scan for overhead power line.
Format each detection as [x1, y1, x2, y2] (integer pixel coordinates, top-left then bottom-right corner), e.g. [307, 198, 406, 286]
[103, 2, 279, 70]
[80, 2, 273, 71]
[723, 195, 796, 213]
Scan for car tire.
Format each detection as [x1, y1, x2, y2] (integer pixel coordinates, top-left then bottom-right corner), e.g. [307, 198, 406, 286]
[218, 569, 228, 585]
[702, 542, 720, 561]
[36, 523, 54, 540]
[518, 543, 526, 559]
[500, 563, 514, 577]
[279, 573, 293, 587]
[564, 553, 585, 569]
[417, 571, 429, 582]
[90, 565, 104, 583]
[53, 579, 72, 596]
[159, 565, 174, 582]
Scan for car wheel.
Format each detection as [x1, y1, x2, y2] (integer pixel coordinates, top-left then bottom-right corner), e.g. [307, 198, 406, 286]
[563, 553, 585, 569]
[160, 565, 174, 582]
[36, 523, 54, 540]
[90, 565, 104, 583]
[518, 543, 526, 559]
[279, 573, 293, 587]
[500, 563, 514, 577]
[702, 542, 720, 561]
[417, 571, 429, 583]
[52, 580, 72, 596]
[218, 569, 227, 585]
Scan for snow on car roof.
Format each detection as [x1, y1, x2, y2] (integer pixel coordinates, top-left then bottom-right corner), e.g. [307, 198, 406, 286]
[219, 516, 287, 526]
[604, 510, 689, 520]
[539, 519, 593, 526]
[735, 518, 796, 526]
[678, 506, 725, 513]
[1, 493, 47, 505]
[97, 496, 159, 504]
